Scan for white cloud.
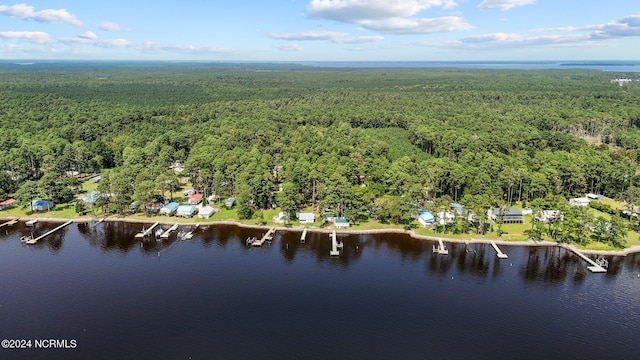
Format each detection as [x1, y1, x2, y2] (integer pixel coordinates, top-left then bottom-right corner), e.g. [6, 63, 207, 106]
[100, 22, 127, 32]
[274, 43, 303, 51]
[307, 0, 458, 22]
[305, 0, 468, 35]
[360, 16, 472, 34]
[79, 31, 97, 40]
[0, 30, 51, 44]
[268, 30, 349, 41]
[477, 0, 536, 10]
[267, 30, 384, 44]
[419, 13, 640, 50]
[0, 3, 82, 26]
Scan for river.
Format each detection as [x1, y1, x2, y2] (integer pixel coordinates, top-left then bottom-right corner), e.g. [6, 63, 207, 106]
[1, 221, 639, 359]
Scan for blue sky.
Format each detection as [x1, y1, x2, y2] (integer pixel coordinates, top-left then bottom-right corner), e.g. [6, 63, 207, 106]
[1, 1, 639, 61]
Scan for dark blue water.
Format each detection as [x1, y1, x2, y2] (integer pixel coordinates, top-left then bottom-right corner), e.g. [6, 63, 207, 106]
[1, 221, 639, 359]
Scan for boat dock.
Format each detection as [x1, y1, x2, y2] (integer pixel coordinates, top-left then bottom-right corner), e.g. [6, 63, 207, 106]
[565, 245, 607, 273]
[330, 230, 343, 256]
[160, 223, 179, 239]
[89, 218, 105, 228]
[432, 238, 448, 255]
[300, 228, 307, 243]
[252, 227, 275, 247]
[25, 218, 39, 226]
[25, 220, 73, 245]
[181, 223, 199, 240]
[135, 221, 160, 238]
[490, 240, 508, 259]
[0, 218, 19, 228]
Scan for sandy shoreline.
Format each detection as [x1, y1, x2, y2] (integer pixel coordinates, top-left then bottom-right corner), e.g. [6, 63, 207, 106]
[2, 215, 639, 256]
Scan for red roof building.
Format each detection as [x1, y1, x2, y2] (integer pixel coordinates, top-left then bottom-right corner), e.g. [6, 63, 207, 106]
[188, 193, 203, 205]
[0, 198, 16, 210]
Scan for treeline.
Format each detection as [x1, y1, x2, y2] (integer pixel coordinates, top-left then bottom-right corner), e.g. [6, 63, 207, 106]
[1, 63, 640, 228]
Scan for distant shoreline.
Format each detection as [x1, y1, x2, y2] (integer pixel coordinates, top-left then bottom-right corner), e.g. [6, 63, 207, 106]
[3, 215, 639, 256]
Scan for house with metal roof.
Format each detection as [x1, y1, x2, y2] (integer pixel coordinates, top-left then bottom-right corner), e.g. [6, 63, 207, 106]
[198, 206, 215, 219]
[31, 200, 54, 212]
[296, 212, 315, 224]
[159, 202, 179, 216]
[417, 210, 435, 227]
[176, 205, 197, 218]
[488, 207, 524, 224]
[335, 217, 350, 228]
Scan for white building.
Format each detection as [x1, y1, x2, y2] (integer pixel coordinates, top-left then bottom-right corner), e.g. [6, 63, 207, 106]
[296, 212, 315, 224]
[198, 206, 215, 219]
[569, 197, 590, 207]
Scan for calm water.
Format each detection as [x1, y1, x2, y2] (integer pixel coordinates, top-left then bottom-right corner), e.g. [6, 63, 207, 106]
[1, 221, 639, 360]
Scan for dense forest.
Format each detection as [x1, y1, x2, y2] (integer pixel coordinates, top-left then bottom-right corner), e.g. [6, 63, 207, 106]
[1, 61, 640, 245]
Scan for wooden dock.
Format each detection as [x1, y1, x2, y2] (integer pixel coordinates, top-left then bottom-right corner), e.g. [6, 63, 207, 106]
[490, 240, 508, 259]
[330, 230, 343, 256]
[135, 221, 159, 238]
[25, 218, 39, 226]
[0, 218, 19, 228]
[252, 227, 275, 246]
[432, 238, 448, 255]
[300, 228, 307, 243]
[565, 245, 607, 273]
[181, 223, 199, 240]
[160, 223, 179, 239]
[89, 218, 105, 228]
[25, 220, 73, 245]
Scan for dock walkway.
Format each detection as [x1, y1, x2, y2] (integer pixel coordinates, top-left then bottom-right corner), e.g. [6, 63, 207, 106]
[0, 219, 19, 228]
[300, 228, 307, 243]
[26, 220, 73, 245]
[135, 221, 159, 238]
[565, 245, 607, 273]
[160, 223, 179, 239]
[433, 238, 448, 255]
[330, 230, 343, 256]
[490, 240, 508, 259]
[252, 227, 275, 246]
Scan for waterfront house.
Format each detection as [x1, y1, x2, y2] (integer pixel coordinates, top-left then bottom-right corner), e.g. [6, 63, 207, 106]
[0, 198, 15, 210]
[225, 197, 235, 209]
[436, 211, 455, 226]
[82, 191, 102, 205]
[146, 202, 163, 215]
[450, 203, 463, 214]
[569, 197, 590, 207]
[417, 210, 435, 227]
[176, 205, 197, 218]
[159, 202, 179, 216]
[296, 212, 315, 224]
[535, 210, 563, 223]
[198, 206, 215, 219]
[188, 193, 203, 205]
[31, 200, 54, 212]
[335, 217, 350, 228]
[324, 213, 338, 223]
[273, 211, 288, 224]
[488, 207, 524, 224]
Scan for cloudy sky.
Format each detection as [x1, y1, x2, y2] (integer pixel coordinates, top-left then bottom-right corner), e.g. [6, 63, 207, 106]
[1, 1, 639, 61]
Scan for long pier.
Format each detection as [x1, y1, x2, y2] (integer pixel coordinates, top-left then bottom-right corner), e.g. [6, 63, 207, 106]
[252, 227, 275, 247]
[181, 223, 199, 240]
[300, 228, 307, 243]
[490, 240, 509, 259]
[160, 223, 179, 239]
[330, 230, 343, 256]
[565, 245, 607, 273]
[135, 221, 159, 238]
[0, 218, 19, 228]
[25, 220, 73, 244]
[433, 238, 448, 255]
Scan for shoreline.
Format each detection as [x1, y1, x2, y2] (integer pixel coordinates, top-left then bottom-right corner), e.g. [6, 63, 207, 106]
[2, 215, 639, 256]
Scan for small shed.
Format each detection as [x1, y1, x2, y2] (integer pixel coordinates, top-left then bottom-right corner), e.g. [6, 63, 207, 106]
[176, 205, 197, 218]
[335, 217, 350, 228]
[417, 210, 435, 227]
[296, 212, 315, 224]
[188, 193, 203, 205]
[0, 198, 16, 210]
[273, 211, 288, 224]
[225, 197, 235, 209]
[198, 206, 215, 219]
[31, 200, 55, 212]
[160, 202, 179, 216]
[324, 213, 338, 223]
